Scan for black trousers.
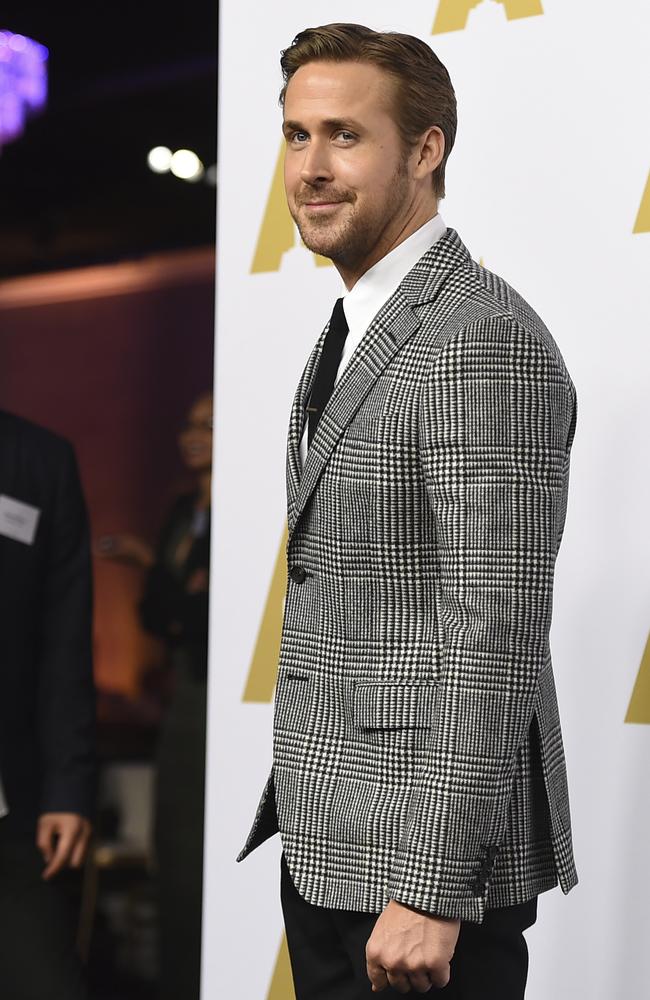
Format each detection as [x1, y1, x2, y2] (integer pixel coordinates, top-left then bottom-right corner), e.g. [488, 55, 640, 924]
[281, 855, 537, 999]
[0, 828, 87, 1000]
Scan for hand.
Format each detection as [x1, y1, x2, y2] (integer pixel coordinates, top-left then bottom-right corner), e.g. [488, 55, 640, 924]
[37, 813, 92, 880]
[95, 533, 154, 569]
[366, 900, 460, 994]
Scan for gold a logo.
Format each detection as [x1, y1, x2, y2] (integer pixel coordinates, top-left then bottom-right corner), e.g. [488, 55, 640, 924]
[242, 525, 287, 702]
[633, 171, 650, 233]
[267, 935, 295, 1000]
[433, 0, 543, 34]
[241, 531, 296, 999]
[626, 631, 650, 724]
[252, 143, 333, 273]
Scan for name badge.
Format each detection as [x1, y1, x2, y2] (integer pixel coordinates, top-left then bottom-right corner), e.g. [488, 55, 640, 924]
[0, 495, 41, 545]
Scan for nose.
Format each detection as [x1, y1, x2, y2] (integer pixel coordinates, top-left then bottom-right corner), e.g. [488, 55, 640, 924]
[299, 139, 334, 185]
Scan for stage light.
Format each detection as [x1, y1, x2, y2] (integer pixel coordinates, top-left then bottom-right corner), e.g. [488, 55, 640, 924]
[147, 145, 173, 173]
[170, 149, 204, 182]
[8, 33, 27, 52]
[0, 29, 49, 149]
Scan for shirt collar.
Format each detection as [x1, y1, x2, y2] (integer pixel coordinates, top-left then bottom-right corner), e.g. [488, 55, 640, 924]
[342, 213, 447, 334]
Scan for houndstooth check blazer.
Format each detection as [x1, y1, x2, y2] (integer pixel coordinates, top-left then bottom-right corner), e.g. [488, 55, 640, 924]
[239, 229, 578, 922]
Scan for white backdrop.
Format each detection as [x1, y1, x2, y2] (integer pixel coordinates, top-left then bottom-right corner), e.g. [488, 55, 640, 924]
[204, 3, 650, 997]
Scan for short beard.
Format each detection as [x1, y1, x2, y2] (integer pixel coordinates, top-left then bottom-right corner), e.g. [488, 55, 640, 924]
[293, 156, 411, 268]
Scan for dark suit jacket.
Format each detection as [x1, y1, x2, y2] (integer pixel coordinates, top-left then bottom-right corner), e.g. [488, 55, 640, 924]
[0, 411, 95, 835]
[139, 493, 210, 682]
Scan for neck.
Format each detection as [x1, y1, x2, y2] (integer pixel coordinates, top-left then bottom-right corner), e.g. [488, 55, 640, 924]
[336, 198, 439, 291]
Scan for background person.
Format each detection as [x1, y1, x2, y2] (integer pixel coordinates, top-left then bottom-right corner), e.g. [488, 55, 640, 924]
[99, 391, 212, 1000]
[0, 409, 95, 999]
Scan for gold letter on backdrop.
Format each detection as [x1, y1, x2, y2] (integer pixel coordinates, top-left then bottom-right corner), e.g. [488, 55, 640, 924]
[242, 525, 288, 702]
[432, 0, 543, 34]
[251, 143, 333, 273]
[266, 935, 296, 1000]
[633, 171, 650, 233]
[626, 631, 650, 724]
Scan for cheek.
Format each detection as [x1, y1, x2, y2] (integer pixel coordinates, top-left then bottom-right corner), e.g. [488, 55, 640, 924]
[284, 157, 300, 196]
[339, 152, 393, 196]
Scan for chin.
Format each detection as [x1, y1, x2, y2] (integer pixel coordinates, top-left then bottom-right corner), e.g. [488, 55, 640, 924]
[183, 454, 210, 472]
[298, 217, 349, 258]
[306, 245, 335, 260]
[300, 232, 341, 260]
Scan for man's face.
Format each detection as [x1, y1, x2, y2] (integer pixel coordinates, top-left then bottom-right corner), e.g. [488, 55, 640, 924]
[282, 61, 415, 272]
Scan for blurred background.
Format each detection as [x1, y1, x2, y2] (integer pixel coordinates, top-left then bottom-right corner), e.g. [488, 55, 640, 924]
[0, 3, 218, 997]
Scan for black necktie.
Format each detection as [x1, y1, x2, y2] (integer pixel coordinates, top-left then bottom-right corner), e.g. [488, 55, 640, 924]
[307, 298, 349, 446]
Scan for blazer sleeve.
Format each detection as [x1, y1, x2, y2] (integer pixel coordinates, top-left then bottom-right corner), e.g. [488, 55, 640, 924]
[386, 315, 576, 922]
[36, 440, 96, 820]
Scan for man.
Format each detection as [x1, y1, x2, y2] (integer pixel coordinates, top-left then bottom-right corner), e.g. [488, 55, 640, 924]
[239, 23, 577, 999]
[0, 410, 95, 998]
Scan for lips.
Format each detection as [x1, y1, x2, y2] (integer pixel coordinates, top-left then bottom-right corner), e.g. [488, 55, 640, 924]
[302, 200, 345, 213]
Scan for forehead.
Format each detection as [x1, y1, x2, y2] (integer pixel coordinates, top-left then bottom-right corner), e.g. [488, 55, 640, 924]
[189, 395, 213, 418]
[283, 60, 396, 124]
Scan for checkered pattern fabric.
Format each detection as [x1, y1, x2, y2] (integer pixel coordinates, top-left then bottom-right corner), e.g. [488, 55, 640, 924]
[239, 230, 578, 922]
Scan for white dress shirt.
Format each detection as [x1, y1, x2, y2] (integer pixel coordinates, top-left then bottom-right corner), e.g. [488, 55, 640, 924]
[300, 213, 447, 469]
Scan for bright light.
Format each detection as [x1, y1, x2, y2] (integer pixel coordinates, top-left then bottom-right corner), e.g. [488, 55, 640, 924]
[0, 29, 49, 148]
[170, 148, 204, 182]
[147, 145, 172, 173]
[8, 33, 27, 53]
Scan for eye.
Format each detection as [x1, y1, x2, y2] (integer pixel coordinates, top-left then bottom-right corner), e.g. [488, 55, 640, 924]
[334, 130, 357, 145]
[289, 130, 309, 145]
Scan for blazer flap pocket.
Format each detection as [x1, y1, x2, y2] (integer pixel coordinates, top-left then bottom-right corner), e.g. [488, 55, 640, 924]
[353, 682, 438, 730]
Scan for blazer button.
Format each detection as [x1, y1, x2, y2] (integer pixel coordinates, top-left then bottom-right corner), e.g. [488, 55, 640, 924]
[290, 565, 307, 584]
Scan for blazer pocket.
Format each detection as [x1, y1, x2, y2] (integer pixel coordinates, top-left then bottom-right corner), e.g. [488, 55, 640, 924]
[274, 667, 314, 735]
[353, 681, 438, 731]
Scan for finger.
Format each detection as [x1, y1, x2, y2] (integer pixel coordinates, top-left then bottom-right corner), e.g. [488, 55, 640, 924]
[366, 959, 389, 992]
[427, 963, 451, 989]
[70, 826, 91, 868]
[386, 970, 411, 994]
[43, 842, 70, 879]
[36, 820, 56, 862]
[42, 825, 76, 880]
[408, 970, 434, 993]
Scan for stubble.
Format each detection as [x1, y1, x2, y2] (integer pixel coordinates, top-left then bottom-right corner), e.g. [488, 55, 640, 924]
[291, 157, 411, 270]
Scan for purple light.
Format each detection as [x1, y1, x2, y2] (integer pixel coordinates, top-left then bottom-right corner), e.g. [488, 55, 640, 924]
[0, 29, 49, 150]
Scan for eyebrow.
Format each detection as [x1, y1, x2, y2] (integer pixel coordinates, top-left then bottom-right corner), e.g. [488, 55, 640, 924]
[282, 117, 364, 136]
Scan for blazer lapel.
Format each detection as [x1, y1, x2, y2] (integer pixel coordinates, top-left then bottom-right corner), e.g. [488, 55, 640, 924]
[286, 330, 326, 526]
[288, 294, 421, 538]
[287, 229, 472, 539]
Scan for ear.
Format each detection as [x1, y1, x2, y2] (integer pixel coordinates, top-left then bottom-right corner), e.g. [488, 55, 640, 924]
[413, 126, 445, 182]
